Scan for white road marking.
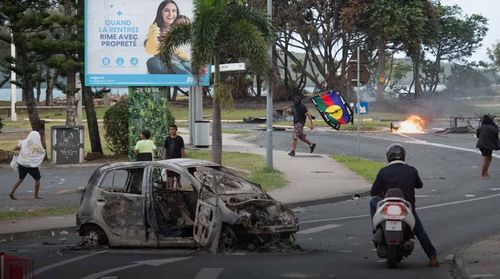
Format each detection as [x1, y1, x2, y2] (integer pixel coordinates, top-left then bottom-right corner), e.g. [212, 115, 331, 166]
[418, 193, 500, 210]
[298, 224, 342, 234]
[80, 257, 191, 279]
[34, 251, 108, 276]
[194, 268, 224, 279]
[470, 275, 496, 278]
[301, 193, 500, 224]
[300, 214, 368, 225]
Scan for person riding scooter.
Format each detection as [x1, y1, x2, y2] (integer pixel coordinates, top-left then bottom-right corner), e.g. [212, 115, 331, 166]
[370, 143, 439, 267]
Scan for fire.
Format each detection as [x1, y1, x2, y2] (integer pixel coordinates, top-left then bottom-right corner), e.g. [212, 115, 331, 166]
[393, 115, 425, 133]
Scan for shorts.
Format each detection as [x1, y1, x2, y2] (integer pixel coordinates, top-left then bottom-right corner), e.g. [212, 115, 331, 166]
[18, 165, 41, 180]
[293, 122, 307, 141]
[480, 148, 492, 157]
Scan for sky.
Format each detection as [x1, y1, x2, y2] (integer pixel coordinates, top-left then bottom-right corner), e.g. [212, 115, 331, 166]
[440, 0, 500, 62]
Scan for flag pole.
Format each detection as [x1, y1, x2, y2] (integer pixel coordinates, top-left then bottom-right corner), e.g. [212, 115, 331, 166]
[275, 91, 333, 112]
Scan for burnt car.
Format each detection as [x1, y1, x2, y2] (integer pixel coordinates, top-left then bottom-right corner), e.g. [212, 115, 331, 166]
[76, 159, 298, 250]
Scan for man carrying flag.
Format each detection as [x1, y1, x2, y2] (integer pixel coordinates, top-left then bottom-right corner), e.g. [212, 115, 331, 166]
[288, 96, 317, 157]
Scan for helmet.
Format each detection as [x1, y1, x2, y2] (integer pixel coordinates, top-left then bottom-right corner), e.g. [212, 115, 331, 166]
[386, 143, 406, 162]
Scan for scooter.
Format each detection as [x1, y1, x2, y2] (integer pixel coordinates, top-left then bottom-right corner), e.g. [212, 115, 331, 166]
[372, 188, 416, 268]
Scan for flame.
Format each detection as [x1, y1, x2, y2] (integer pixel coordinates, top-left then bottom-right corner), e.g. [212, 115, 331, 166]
[396, 115, 425, 133]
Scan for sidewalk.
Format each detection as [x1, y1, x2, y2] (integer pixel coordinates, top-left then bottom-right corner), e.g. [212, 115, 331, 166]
[454, 234, 500, 279]
[0, 132, 370, 240]
[222, 133, 370, 206]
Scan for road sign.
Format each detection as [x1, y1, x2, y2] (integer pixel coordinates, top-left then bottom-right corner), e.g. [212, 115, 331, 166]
[211, 63, 246, 73]
[347, 51, 369, 86]
[357, 102, 368, 114]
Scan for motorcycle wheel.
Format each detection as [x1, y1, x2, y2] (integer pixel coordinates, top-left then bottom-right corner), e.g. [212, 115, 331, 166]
[386, 245, 400, 268]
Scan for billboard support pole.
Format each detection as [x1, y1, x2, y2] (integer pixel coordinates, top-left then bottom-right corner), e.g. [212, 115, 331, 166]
[189, 86, 195, 145]
[265, 0, 273, 169]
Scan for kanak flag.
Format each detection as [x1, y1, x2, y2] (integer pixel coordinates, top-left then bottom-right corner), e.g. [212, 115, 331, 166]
[311, 90, 353, 130]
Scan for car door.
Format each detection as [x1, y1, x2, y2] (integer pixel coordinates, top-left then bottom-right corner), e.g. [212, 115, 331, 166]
[193, 170, 222, 251]
[96, 167, 147, 246]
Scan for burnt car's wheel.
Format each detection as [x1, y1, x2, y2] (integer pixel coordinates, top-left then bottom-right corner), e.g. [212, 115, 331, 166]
[219, 225, 238, 252]
[80, 225, 108, 249]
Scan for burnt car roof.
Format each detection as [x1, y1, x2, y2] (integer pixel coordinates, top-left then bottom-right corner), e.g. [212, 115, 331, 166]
[97, 158, 220, 171]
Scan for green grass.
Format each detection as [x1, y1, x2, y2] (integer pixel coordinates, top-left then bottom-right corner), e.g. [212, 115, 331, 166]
[169, 106, 267, 121]
[341, 120, 389, 131]
[0, 206, 79, 221]
[0, 119, 113, 156]
[247, 168, 287, 191]
[273, 119, 390, 131]
[331, 154, 385, 182]
[187, 150, 287, 191]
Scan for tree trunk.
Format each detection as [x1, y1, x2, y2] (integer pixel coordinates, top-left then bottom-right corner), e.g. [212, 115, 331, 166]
[376, 40, 386, 100]
[256, 74, 262, 97]
[412, 57, 422, 98]
[45, 72, 56, 106]
[80, 73, 103, 154]
[172, 87, 178, 101]
[166, 87, 172, 101]
[431, 45, 442, 94]
[212, 54, 222, 164]
[411, 46, 422, 98]
[66, 72, 76, 125]
[36, 82, 42, 103]
[21, 66, 45, 148]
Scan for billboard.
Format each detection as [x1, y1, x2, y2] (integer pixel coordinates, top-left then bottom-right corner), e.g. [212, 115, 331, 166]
[84, 0, 209, 86]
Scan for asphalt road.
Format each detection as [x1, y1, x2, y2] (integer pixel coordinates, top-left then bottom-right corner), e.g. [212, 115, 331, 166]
[2, 127, 500, 278]
[0, 165, 95, 211]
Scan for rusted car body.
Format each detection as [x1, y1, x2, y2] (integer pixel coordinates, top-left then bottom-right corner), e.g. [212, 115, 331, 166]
[76, 159, 298, 249]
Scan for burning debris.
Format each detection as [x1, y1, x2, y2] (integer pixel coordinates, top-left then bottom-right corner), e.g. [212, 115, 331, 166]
[390, 115, 426, 133]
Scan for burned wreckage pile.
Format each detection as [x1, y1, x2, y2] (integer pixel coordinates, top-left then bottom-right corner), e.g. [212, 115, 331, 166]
[76, 159, 301, 252]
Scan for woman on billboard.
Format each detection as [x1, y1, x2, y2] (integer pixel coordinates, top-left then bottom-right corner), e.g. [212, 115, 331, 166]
[144, 0, 191, 74]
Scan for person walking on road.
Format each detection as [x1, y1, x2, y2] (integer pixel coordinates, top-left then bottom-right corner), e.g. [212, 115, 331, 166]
[288, 96, 316, 156]
[370, 143, 439, 267]
[163, 124, 185, 188]
[9, 131, 46, 200]
[134, 130, 157, 161]
[476, 114, 500, 178]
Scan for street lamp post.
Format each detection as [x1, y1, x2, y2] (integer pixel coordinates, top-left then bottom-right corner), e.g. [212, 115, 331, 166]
[265, 0, 273, 169]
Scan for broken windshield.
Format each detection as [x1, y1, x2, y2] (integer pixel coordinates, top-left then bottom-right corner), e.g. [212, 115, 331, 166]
[189, 166, 263, 194]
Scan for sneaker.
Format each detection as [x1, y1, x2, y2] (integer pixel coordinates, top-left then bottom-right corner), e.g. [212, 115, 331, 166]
[288, 151, 295, 156]
[428, 256, 439, 267]
[310, 143, 316, 153]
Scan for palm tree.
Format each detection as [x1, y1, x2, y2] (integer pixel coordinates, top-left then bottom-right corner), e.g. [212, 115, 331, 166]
[159, 0, 273, 164]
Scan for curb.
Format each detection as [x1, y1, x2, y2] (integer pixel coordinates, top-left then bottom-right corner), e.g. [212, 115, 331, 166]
[0, 226, 77, 243]
[0, 192, 371, 243]
[284, 190, 371, 209]
[450, 248, 470, 279]
[0, 163, 106, 169]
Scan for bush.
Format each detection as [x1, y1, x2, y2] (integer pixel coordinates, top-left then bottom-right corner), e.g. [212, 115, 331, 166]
[128, 87, 175, 160]
[0, 116, 3, 133]
[103, 99, 129, 154]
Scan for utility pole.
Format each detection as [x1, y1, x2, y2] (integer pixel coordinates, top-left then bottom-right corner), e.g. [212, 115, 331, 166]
[356, 46, 361, 158]
[10, 32, 17, 121]
[266, 0, 273, 169]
